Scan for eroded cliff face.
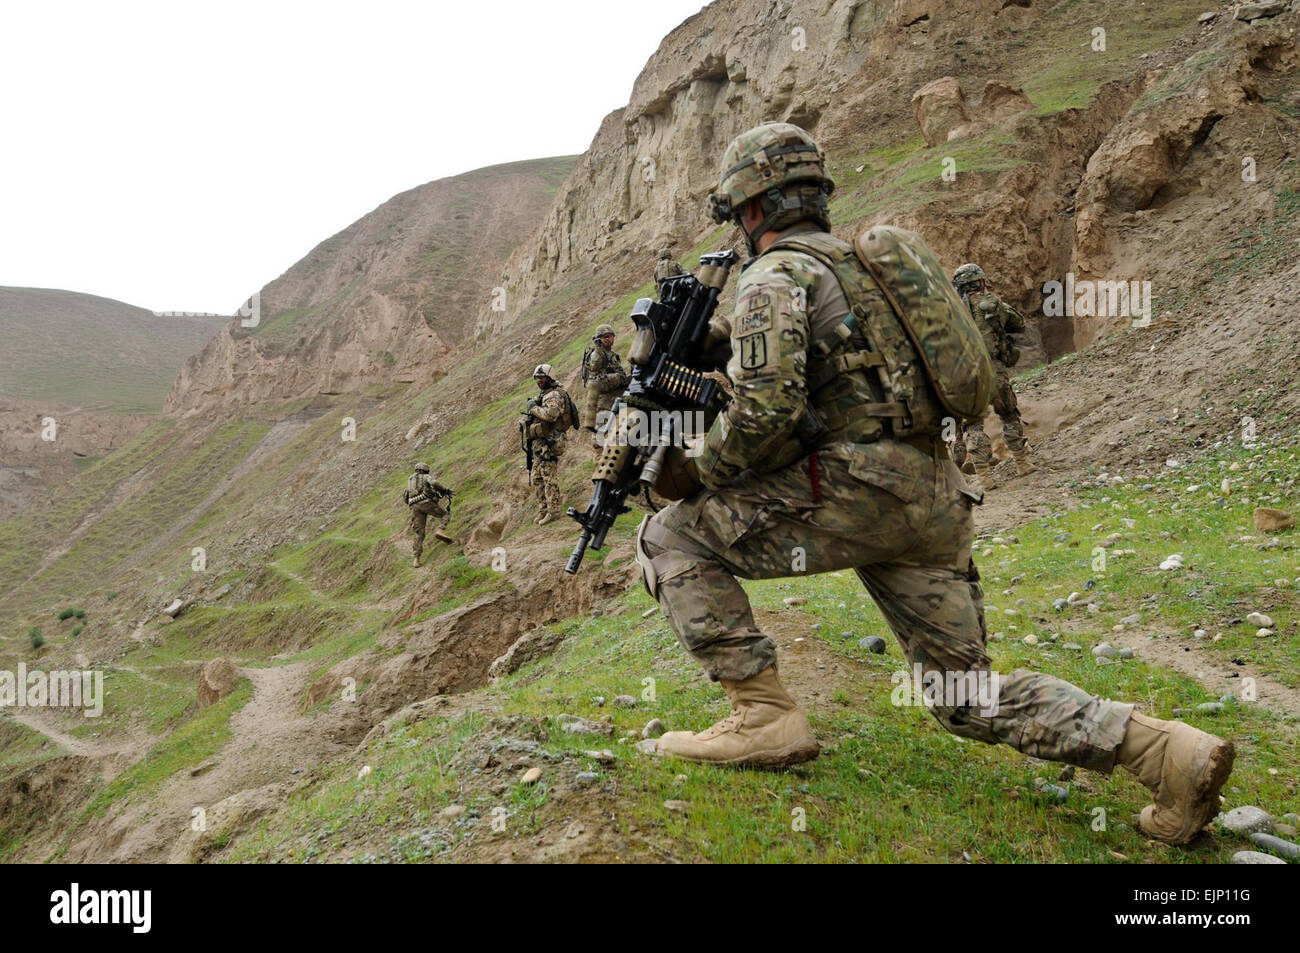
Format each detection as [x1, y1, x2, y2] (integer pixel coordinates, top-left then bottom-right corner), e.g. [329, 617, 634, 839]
[166, 157, 575, 417]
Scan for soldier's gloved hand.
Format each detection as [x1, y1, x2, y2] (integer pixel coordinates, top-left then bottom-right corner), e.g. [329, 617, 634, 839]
[529, 405, 546, 419]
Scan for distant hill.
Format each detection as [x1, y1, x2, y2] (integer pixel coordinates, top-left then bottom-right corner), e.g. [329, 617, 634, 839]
[166, 155, 578, 416]
[0, 287, 228, 412]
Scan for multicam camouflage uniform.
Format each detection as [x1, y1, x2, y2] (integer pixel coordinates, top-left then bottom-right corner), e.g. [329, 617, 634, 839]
[405, 466, 452, 563]
[639, 219, 1132, 772]
[525, 368, 573, 523]
[654, 249, 685, 297]
[582, 326, 628, 450]
[953, 281, 1028, 475]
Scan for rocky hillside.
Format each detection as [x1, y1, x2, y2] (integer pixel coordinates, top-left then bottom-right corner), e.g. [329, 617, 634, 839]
[166, 157, 576, 417]
[2, 0, 1300, 864]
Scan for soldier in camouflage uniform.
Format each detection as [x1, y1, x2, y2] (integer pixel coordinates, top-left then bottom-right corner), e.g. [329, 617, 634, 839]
[522, 363, 573, 526]
[951, 263, 1035, 490]
[404, 462, 454, 567]
[635, 122, 1234, 844]
[654, 248, 685, 297]
[582, 324, 629, 452]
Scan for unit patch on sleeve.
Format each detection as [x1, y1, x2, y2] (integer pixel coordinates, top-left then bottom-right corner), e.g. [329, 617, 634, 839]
[738, 331, 768, 370]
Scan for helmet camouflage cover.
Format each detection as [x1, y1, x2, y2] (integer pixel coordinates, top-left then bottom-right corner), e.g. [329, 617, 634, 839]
[533, 363, 554, 379]
[952, 263, 987, 289]
[706, 122, 835, 248]
[414, 462, 430, 473]
[594, 324, 615, 338]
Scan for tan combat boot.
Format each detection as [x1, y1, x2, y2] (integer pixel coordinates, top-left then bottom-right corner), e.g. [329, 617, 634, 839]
[411, 555, 421, 568]
[1011, 447, 1037, 477]
[1118, 711, 1235, 844]
[972, 460, 998, 491]
[535, 513, 553, 526]
[434, 529, 455, 544]
[656, 665, 820, 768]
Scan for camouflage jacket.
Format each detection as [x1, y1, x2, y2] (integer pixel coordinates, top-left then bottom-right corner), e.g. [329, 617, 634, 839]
[405, 473, 451, 512]
[654, 257, 685, 292]
[526, 383, 572, 450]
[582, 343, 627, 425]
[964, 290, 1024, 368]
[695, 225, 861, 490]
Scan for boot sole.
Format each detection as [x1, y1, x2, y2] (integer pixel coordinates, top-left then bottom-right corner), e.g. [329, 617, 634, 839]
[1142, 737, 1236, 844]
[660, 740, 821, 769]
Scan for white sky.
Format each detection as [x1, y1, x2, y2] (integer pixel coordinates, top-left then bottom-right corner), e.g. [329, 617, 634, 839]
[0, 0, 707, 314]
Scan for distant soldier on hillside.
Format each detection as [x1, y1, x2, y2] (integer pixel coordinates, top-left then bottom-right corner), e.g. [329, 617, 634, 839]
[404, 462, 454, 567]
[653, 248, 684, 297]
[581, 324, 628, 452]
[519, 363, 576, 525]
[950, 262, 1035, 490]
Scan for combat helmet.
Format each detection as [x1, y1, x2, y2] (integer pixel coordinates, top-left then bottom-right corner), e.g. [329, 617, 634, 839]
[657, 248, 672, 259]
[593, 323, 614, 339]
[533, 363, 555, 380]
[414, 462, 430, 473]
[707, 122, 835, 253]
[952, 263, 988, 294]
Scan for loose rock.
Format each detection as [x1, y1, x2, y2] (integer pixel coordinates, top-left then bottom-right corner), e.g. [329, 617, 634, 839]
[1248, 832, 1300, 860]
[1219, 805, 1273, 836]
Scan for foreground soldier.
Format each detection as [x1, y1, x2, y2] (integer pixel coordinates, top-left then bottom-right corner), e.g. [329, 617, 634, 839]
[653, 248, 684, 297]
[404, 462, 453, 566]
[637, 121, 1234, 844]
[521, 363, 575, 525]
[951, 262, 1034, 490]
[581, 324, 629, 452]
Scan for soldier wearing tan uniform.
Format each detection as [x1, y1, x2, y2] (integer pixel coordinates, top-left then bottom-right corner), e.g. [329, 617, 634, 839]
[636, 121, 1235, 846]
[653, 248, 684, 297]
[405, 462, 453, 567]
[581, 324, 628, 452]
[522, 363, 574, 525]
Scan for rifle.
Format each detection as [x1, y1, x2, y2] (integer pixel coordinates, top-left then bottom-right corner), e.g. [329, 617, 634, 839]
[407, 486, 453, 508]
[518, 396, 539, 483]
[564, 249, 738, 574]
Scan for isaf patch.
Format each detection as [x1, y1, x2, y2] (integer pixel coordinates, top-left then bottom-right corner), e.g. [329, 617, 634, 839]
[738, 331, 768, 370]
[736, 293, 772, 335]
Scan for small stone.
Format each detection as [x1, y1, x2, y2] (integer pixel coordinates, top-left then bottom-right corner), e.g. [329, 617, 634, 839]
[1040, 783, 1069, 802]
[612, 695, 637, 708]
[357, 765, 372, 780]
[663, 799, 690, 813]
[782, 597, 807, 607]
[1119, 613, 1141, 625]
[1257, 628, 1275, 638]
[520, 767, 542, 785]
[583, 749, 616, 763]
[1246, 611, 1274, 628]
[1052, 599, 1069, 612]
[439, 804, 466, 820]
[1117, 648, 1135, 659]
[641, 607, 659, 618]
[1092, 643, 1116, 658]
[1023, 634, 1039, 646]
[592, 695, 606, 706]
[1159, 554, 1183, 571]
[861, 636, 886, 654]
[1231, 850, 1286, 864]
[637, 738, 659, 755]
[1273, 823, 1298, 839]
[1059, 765, 1075, 782]
[1196, 702, 1224, 714]
[1249, 832, 1300, 860]
[642, 718, 665, 739]
[1193, 629, 1208, 639]
[1219, 805, 1273, 835]
[575, 771, 599, 784]
[1062, 642, 1082, 651]
[1197, 11, 1216, 24]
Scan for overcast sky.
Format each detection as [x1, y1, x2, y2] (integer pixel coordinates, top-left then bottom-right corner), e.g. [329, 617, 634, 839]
[0, 0, 707, 314]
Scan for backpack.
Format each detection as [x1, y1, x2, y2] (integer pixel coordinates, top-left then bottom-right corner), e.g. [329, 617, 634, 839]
[771, 226, 993, 427]
[852, 225, 993, 422]
[581, 346, 594, 385]
[563, 389, 582, 431]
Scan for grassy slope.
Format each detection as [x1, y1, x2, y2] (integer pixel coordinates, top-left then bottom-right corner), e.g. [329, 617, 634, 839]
[0, 287, 227, 412]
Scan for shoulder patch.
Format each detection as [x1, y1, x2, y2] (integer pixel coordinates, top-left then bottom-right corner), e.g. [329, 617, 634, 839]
[737, 332, 768, 370]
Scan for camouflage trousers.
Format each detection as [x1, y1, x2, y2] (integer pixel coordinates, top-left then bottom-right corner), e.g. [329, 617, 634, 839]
[956, 369, 1026, 468]
[638, 439, 1133, 772]
[409, 504, 450, 559]
[532, 456, 563, 517]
